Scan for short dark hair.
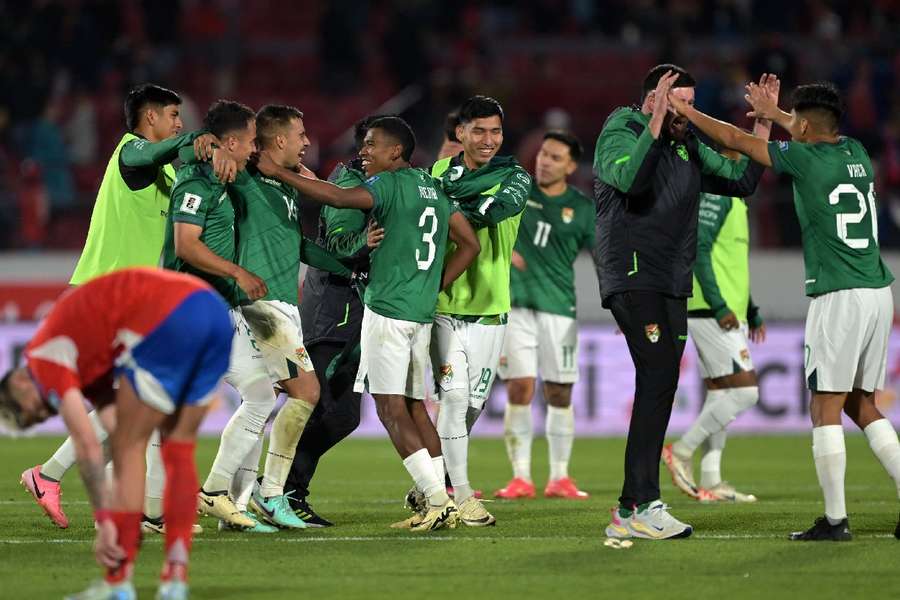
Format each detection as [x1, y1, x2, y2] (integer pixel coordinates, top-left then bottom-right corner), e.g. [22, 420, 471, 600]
[256, 104, 304, 148]
[792, 82, 843, 132]
[641, 64, 696, 101]
[543, 130, 583, 162]
[457, 95, 504, 125]
[444, 111, 461, 142]
[203, 100, 256, 139]
[353, 115, 385, 151]
[368, 116, 416, 162]
[124, 84, 181, 131]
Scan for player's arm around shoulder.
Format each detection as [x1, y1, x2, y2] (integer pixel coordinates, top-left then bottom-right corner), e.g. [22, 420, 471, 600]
[120, 129, 215, 168]
[443, 207, 481, 289]
[593, 108, 663, 195]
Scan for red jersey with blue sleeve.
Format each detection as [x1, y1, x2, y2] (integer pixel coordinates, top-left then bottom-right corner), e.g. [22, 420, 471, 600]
[25, 268, 227, 410]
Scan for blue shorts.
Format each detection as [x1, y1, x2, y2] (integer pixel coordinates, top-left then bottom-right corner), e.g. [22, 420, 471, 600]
[115, 289, 233, 414]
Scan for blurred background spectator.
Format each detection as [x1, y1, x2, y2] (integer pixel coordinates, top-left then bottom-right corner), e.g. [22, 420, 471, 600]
[1, 0, 900, 249]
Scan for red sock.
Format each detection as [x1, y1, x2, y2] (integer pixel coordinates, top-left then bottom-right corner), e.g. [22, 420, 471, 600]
[105, 511, 142, 584]
[160, 440, 198, 582]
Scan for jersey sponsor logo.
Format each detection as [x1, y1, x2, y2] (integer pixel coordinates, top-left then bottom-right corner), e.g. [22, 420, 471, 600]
[439, 364, 454, 385]
[180, 192, 202, 214]
[778, 141, 790, 151]
[644, 323, 660, 343]
[366, 175, 380, 184]
[260, 176, 283, 188]
[561, 207, 574, 224]
[526, 199, 543, 209]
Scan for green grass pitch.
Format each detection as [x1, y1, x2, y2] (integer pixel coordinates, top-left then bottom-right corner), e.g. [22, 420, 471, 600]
[0, 435, 898, 599]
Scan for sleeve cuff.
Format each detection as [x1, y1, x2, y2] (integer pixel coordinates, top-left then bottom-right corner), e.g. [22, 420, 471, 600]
[713, 305, 732, 321]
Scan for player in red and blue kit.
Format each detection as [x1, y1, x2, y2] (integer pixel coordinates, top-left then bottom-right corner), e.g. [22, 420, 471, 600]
[0, 267, 233, 600]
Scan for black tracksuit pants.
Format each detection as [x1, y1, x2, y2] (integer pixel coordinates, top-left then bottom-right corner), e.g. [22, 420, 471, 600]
[284, 341, 361, 498]
[608, 290, 687, 508]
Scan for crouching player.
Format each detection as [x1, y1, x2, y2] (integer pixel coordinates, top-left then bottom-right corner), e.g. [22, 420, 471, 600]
[0, 268, 232, 599]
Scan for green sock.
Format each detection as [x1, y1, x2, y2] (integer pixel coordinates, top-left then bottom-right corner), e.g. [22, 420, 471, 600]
[636, 500, 654, 513]
[618, 506, 634, 518]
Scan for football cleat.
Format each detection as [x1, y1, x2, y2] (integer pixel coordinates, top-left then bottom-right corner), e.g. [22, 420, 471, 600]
[494, 477, 536, 499]
[64, 579, 136, 600]
[702, 481, 757, 503]
[789, 516, 852, 541]
[141, 514, 203, 535]
[390, 510, 426, 529]
[661, 444, 700, 499]
[457, 496, 496, 527]
[605, 506, 632, 539]
[628, 500, 693, 540]
[287, 495, 333, 528]
[217, 510, 278, 533]
[250, 490, 307, 529]
[197, 489, 255, 528]
[155, 580, 189, 600]
[447, 486, 483, 500]
[21, 465, 69, 528]
[404, 486, 427, 513]
[544, 477, 589, 500]
[410, 500, 459, 532]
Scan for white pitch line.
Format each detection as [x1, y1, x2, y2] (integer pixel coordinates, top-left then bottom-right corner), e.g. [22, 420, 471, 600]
[1, 533, 895, 544]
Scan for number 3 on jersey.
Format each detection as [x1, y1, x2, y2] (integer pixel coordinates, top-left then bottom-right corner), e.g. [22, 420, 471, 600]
[830, 182, 879, 249]
[416, 206, 437, 270]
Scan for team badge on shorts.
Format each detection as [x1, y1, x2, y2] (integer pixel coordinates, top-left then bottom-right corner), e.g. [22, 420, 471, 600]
[499, 356, 508, 367]
[561, 207, 574, 224]
[295, 346, 311, 368]
[645, 324, 660, 343]
[740, 348, 750, 363]
[440, 364, 454, 385]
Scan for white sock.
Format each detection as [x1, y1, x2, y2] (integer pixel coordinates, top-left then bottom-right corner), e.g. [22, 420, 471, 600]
[431, 455, 445, 485]
[503, 403, 532, 482]
[260, 397, 316, 498]
[676, 387, 758, 456]
[143, 430, 165, 518]
[813, 425, 847, 524]
[546, 405, 574, 481]
[205, 376, 275, 493]
[437, 387, 473, 502]
[700, 430, 726, 488]
[232, 433, 264, 512]
[863, 418, 900, 500]
[43, 410, 110, 481]
[404, 448, 448, 506]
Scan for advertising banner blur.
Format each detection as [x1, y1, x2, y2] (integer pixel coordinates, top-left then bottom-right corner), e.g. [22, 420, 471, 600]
[2, 323, 899, 437]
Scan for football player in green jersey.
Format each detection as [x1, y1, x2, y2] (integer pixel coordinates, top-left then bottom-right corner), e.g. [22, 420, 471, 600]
[430, 96, 531, 526]
[23, 85, 225, 536]
[495, 131, 595, 501]
[165, 100, 269, 531]
[669, 81, 900, 541]
[256, 116, 480, 531]
[203, 105, 351, 532]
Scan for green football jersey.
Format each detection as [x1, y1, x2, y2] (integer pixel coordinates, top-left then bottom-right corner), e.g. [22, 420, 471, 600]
[510, 183, 595, 317]
[362, 167, 452, 323]
[162, 162, 238, 305]
[231, 169, 302, 305]
[768, 137, 894, 296]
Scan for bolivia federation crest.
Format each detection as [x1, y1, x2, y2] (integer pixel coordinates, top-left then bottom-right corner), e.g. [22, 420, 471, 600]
[440, 364, 454, 385]
[645, 323, 661, 343]
[561, 207, 574, 224]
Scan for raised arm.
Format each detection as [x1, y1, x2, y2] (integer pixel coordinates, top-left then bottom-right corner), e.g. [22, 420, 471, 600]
[442, 211, 480, 289]
[593, 70, 680, 195]
[256, 151, 374, 210]
[120, 130, 217, 167]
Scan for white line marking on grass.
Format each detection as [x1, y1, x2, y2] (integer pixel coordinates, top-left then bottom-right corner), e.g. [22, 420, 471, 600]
[1, 533, 895, 544]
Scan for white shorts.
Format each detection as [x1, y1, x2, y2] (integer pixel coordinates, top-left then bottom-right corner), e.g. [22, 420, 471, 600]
[805, 286, 893, 393]
[430, 314, 506, 409]
[497, 307, 579, 384]
[225, 307, 271, 392]
[688, 318, 754, 380]
[354, 307, 432, 399]
[241, 300, 314, 382]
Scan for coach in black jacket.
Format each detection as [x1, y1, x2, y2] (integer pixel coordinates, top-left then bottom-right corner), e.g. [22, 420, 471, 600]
[592, 64, 771, 538]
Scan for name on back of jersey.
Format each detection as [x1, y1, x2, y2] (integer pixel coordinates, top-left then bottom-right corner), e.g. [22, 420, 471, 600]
[847, 163, 867, 178]
[418, 185, 437, 200]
